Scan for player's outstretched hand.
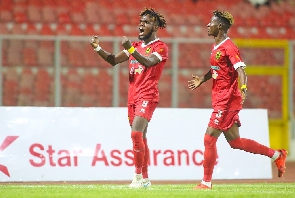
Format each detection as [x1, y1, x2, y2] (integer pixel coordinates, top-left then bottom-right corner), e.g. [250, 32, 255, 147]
[90, 35, 99, 49]
[122, 36, 132, 50]
[188, 75, 203, 90]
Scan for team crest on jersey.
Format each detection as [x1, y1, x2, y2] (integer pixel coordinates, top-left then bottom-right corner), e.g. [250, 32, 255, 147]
[215, 51, 221, 60]
[145, 47, 151, 54]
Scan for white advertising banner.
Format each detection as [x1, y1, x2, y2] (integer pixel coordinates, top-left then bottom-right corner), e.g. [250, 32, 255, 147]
[0, 107, 272, 182]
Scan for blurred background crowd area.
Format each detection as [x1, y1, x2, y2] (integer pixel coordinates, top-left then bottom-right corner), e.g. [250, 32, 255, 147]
[0, 0, 294, 120]
[0, 0, 295, 38]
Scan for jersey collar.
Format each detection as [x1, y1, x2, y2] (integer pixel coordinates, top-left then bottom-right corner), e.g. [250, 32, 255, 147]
[213, 37, 230, 50]
[141, 38, 160, 47]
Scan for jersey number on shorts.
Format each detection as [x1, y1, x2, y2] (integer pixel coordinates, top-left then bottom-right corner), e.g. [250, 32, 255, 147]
[140, 101, 149, 113]
[214, 110, 223, 125]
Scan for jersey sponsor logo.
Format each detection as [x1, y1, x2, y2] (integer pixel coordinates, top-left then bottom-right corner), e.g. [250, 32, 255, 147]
[130, 66, 144, 75]
[212, 70, 218, 79]
[131, 60, 139, 64]
[215, 51, 221, 60]
[211, 66, 220, 70]
[145, 47, 151, 54]
[134, 66, 144, 74]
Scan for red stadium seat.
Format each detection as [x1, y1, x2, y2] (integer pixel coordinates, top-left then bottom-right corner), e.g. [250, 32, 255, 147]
[67, 48, 85, 67]
[58, 13, 71, 24]
[115, 13, 129, 25]
[40, 23, 54, 35]
[96, 68, 113, 106]
[98, 9, 115, 24]
[84, 2, 99, 24]
[41, 6, 57, 23]
[118, 67, 129, 107]
[0, 23, 9, 34]
[26, 23, 39, 35]
[128, 12, 139, 25]
[39, 40, 54, 53]
[81, 71, 98, 95]
[55, 24, 71, 35]
[70, 10, 85, 24]
[121, 25, 139, 37]
[27, 5, 42, 23]
[169, 14, 187, 26]
[70, 24, 84, 35]
[27, 0, 43, 7]
[0, 10, 13, 22]
[83, 46, 101, 67]
[0, 0, 13, 11]
[37, 47, 53, 66]
[157, 28, 173, 38]
[3, 86, 18, 106]
[7, 49, 23, 66]
[3, 67, 18, 89]
[14, 12, 28, 23]
[158, 69, 172, 107]
[10, 23, 27, 35]
[62, 68, 82, 107]
[19, 69, 34, 96]
[23, 48, 38, 66]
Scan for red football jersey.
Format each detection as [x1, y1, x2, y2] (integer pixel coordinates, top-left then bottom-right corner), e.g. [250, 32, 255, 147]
[124, 39, 168, 104]
[209, 38, 246, 110]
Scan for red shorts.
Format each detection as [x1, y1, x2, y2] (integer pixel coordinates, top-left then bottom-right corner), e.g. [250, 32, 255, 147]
[208, 110, 241, 132]
[128, 101, 158, 126]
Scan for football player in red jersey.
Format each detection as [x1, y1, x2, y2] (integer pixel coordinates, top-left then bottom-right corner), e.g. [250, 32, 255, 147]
[188, 10, 287, 189]
[90, 8, 168, 188]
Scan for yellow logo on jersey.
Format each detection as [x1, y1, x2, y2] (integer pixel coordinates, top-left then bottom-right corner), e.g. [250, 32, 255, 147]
[145, 47, 151, 54]
[215, 51, 221, 60]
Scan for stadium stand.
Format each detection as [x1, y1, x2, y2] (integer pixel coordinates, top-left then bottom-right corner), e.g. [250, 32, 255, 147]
[0, 0, 294, 37]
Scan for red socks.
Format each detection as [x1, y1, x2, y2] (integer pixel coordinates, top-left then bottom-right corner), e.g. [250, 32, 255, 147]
[203, 134, 218, 182]
[131, 131, 144, 174]
[142, 138, 149, 179]
[229, 137, 275, 157]
[202, 134, 276, 182]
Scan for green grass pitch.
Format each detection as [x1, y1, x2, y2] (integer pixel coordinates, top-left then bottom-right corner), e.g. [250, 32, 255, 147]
[0, 183, 294, 198]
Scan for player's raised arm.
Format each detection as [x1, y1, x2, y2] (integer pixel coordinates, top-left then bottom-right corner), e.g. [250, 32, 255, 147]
[90, 35, 129, 66]
[121, 36, 160, 68]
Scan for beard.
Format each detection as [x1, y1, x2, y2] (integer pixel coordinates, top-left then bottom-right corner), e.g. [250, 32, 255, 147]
[138, 28, 154, 40]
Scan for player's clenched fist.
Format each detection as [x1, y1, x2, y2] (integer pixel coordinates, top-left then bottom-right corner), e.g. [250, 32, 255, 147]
[90, 35, 99, 48]
[122, 36, 132, 50]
